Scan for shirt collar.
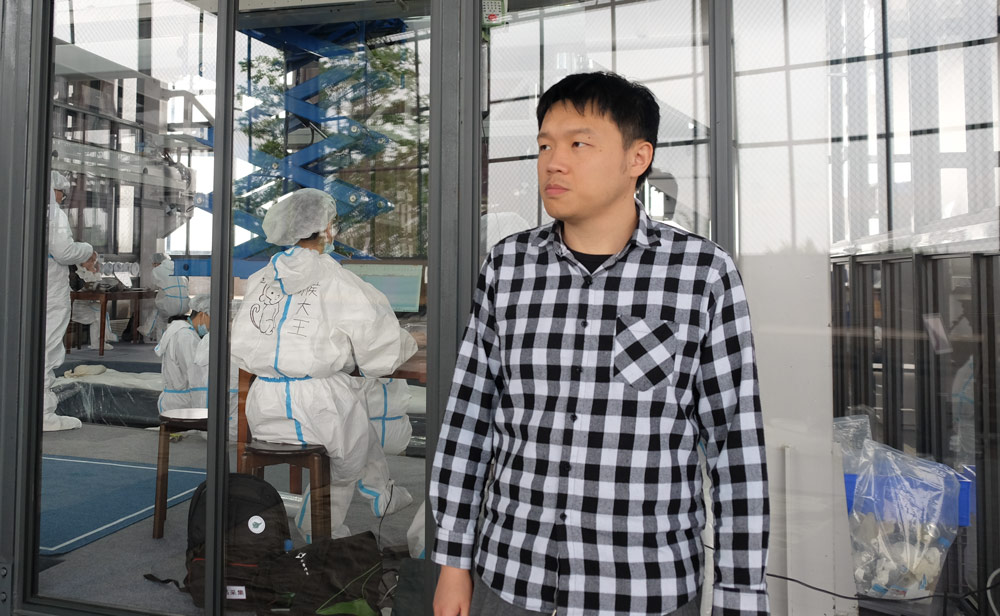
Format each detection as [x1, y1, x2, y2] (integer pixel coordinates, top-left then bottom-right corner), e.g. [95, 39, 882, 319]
[533, 198, 662, 252]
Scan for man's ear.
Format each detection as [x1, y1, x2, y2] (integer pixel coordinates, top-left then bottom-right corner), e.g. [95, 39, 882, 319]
[628, 141, 654, 181]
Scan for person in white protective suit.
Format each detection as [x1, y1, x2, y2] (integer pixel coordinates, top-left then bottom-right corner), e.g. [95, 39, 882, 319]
[155, 297, 208, 414]
[70, 265, 118, 350]
[190, 296, 241, 440]
[143, 253, 190, 341]
[231, 188, 416, 540]
[350, 376, 413, 456]
[44, 171, 99, 432]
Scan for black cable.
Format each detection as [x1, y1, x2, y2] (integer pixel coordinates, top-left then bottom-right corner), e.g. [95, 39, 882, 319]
[376, 482, 393, 550]
[767, 572, 1000, 603]
[704, 544, 1000, 603]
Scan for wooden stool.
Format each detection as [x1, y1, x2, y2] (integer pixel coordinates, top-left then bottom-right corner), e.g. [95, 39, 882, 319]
[152, 408, 208, 539]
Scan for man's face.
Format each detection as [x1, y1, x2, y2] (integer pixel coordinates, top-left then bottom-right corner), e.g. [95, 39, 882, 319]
[536, 102, 640, 226]
[53, 189, 65, 205]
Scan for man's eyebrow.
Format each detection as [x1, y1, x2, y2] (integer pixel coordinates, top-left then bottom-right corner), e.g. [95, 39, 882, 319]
[536, 127, 596, 140]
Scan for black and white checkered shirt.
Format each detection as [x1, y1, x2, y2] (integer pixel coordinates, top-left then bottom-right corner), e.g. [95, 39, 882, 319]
[430, 206, 769, 615]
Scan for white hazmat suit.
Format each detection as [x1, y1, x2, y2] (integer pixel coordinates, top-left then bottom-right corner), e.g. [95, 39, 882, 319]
[155, 319, 203, 414]
[351, 376, 413, 456]
[144, 258, 190, 341]
[231, 245, 417, 538]
[44, 173, 94, 431]
[190, 332, 240, 440]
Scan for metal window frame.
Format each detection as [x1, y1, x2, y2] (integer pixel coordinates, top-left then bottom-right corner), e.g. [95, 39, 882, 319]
[851, 257, 880, 427]
[881, 259, 901, 448]
[975, 255, 1000, 609]
[830, 260, 850, 417]
[708, 0, 734, 251]
[1, 0, 68, 608]
[424, 0, 473, 613]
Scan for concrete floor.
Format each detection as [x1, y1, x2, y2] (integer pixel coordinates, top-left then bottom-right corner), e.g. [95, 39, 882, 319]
[37, 421, 427, 615]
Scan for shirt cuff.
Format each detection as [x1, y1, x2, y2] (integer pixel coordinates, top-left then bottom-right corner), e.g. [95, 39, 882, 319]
[429, 527, 476, 570]
[712, 585, 770, 616]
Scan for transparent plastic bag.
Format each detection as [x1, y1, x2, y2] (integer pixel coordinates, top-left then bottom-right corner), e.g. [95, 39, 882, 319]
[848, 440, 960, 600]
[834, 414, 872, 474]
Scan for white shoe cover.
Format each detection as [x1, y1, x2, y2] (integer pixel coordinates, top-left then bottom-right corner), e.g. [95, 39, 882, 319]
[373, 483, 412, 518]
[43, 414, 82, 432]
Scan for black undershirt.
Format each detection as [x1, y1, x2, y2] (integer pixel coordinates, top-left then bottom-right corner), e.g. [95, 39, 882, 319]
[570, 249, 612, 273]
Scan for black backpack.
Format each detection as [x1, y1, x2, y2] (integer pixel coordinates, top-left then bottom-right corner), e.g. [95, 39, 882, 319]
[184, 473, 291, 609]
[253, 531, 383, 615]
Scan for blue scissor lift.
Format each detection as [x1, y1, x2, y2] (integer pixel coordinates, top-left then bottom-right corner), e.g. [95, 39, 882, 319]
[175, 20, 407, 278]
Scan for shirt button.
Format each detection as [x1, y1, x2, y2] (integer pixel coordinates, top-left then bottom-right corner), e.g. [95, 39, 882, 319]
[560, 462, 571, 475]
[581, 320, 588, 328]
[583, 276, 592, 287]
[571, 366, 582, 378]
[560, 512, 567, 521]
[570, 413, 578, 421]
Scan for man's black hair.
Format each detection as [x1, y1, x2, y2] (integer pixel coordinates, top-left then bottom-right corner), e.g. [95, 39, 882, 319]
[536, 72, 659, 189]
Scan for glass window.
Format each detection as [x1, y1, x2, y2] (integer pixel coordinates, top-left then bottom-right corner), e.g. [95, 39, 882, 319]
[735, 0, 998, 608]
[481, 0, 710, 256]
[227, 6, 431, 615]
[37, 0, 217, 613]
[931, 257, 976, 470]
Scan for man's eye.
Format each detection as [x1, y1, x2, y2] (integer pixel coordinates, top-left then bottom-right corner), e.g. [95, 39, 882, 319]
[572, 141, 588, 147]
[538, 144, 550, 151]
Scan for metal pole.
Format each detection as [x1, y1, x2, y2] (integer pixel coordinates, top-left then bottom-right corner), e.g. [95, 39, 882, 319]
[708, 0, 735, 252]
[0, 0, 55, 606]
[426, 0, 470, 611]
[207, 0, 237, 611]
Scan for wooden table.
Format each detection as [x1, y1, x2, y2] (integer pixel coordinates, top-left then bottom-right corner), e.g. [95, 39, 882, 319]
[69, 289, 156, 356]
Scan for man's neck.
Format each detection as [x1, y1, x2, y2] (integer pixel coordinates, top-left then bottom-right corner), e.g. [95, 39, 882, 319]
[561, 197, 638, 255]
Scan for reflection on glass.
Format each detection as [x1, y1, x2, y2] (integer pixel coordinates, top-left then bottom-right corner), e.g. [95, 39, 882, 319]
[931, 257, 979, 596]
[39, 0, 216, 612]
[732, 0, 998, 608]
[481, 0, 710, 260]
[227, 8, 430, 615]
[932, 259, 976, 471]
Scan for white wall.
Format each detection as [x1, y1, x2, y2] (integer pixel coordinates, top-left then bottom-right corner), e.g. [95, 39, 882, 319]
[740, 253, 857, 616]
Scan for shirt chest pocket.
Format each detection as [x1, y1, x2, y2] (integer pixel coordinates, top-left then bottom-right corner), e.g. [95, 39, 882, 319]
[612, 315, 679, 391]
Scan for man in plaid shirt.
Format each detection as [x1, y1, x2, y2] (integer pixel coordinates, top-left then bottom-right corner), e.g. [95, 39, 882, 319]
[430, 72, 769, 616]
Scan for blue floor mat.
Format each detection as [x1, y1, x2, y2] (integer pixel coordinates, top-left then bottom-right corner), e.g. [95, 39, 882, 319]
[39, 455, 205, 555]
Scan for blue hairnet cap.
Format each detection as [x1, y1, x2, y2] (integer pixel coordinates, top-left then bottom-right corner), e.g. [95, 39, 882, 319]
[262, 188, 337, 246]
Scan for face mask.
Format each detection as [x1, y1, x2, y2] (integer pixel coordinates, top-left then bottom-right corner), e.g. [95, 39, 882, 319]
[196, 324, 208, 337]
[321, 227, 337, 254]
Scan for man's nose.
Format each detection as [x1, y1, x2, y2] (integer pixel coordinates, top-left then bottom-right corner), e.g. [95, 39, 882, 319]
[543, 145, 569, 173]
